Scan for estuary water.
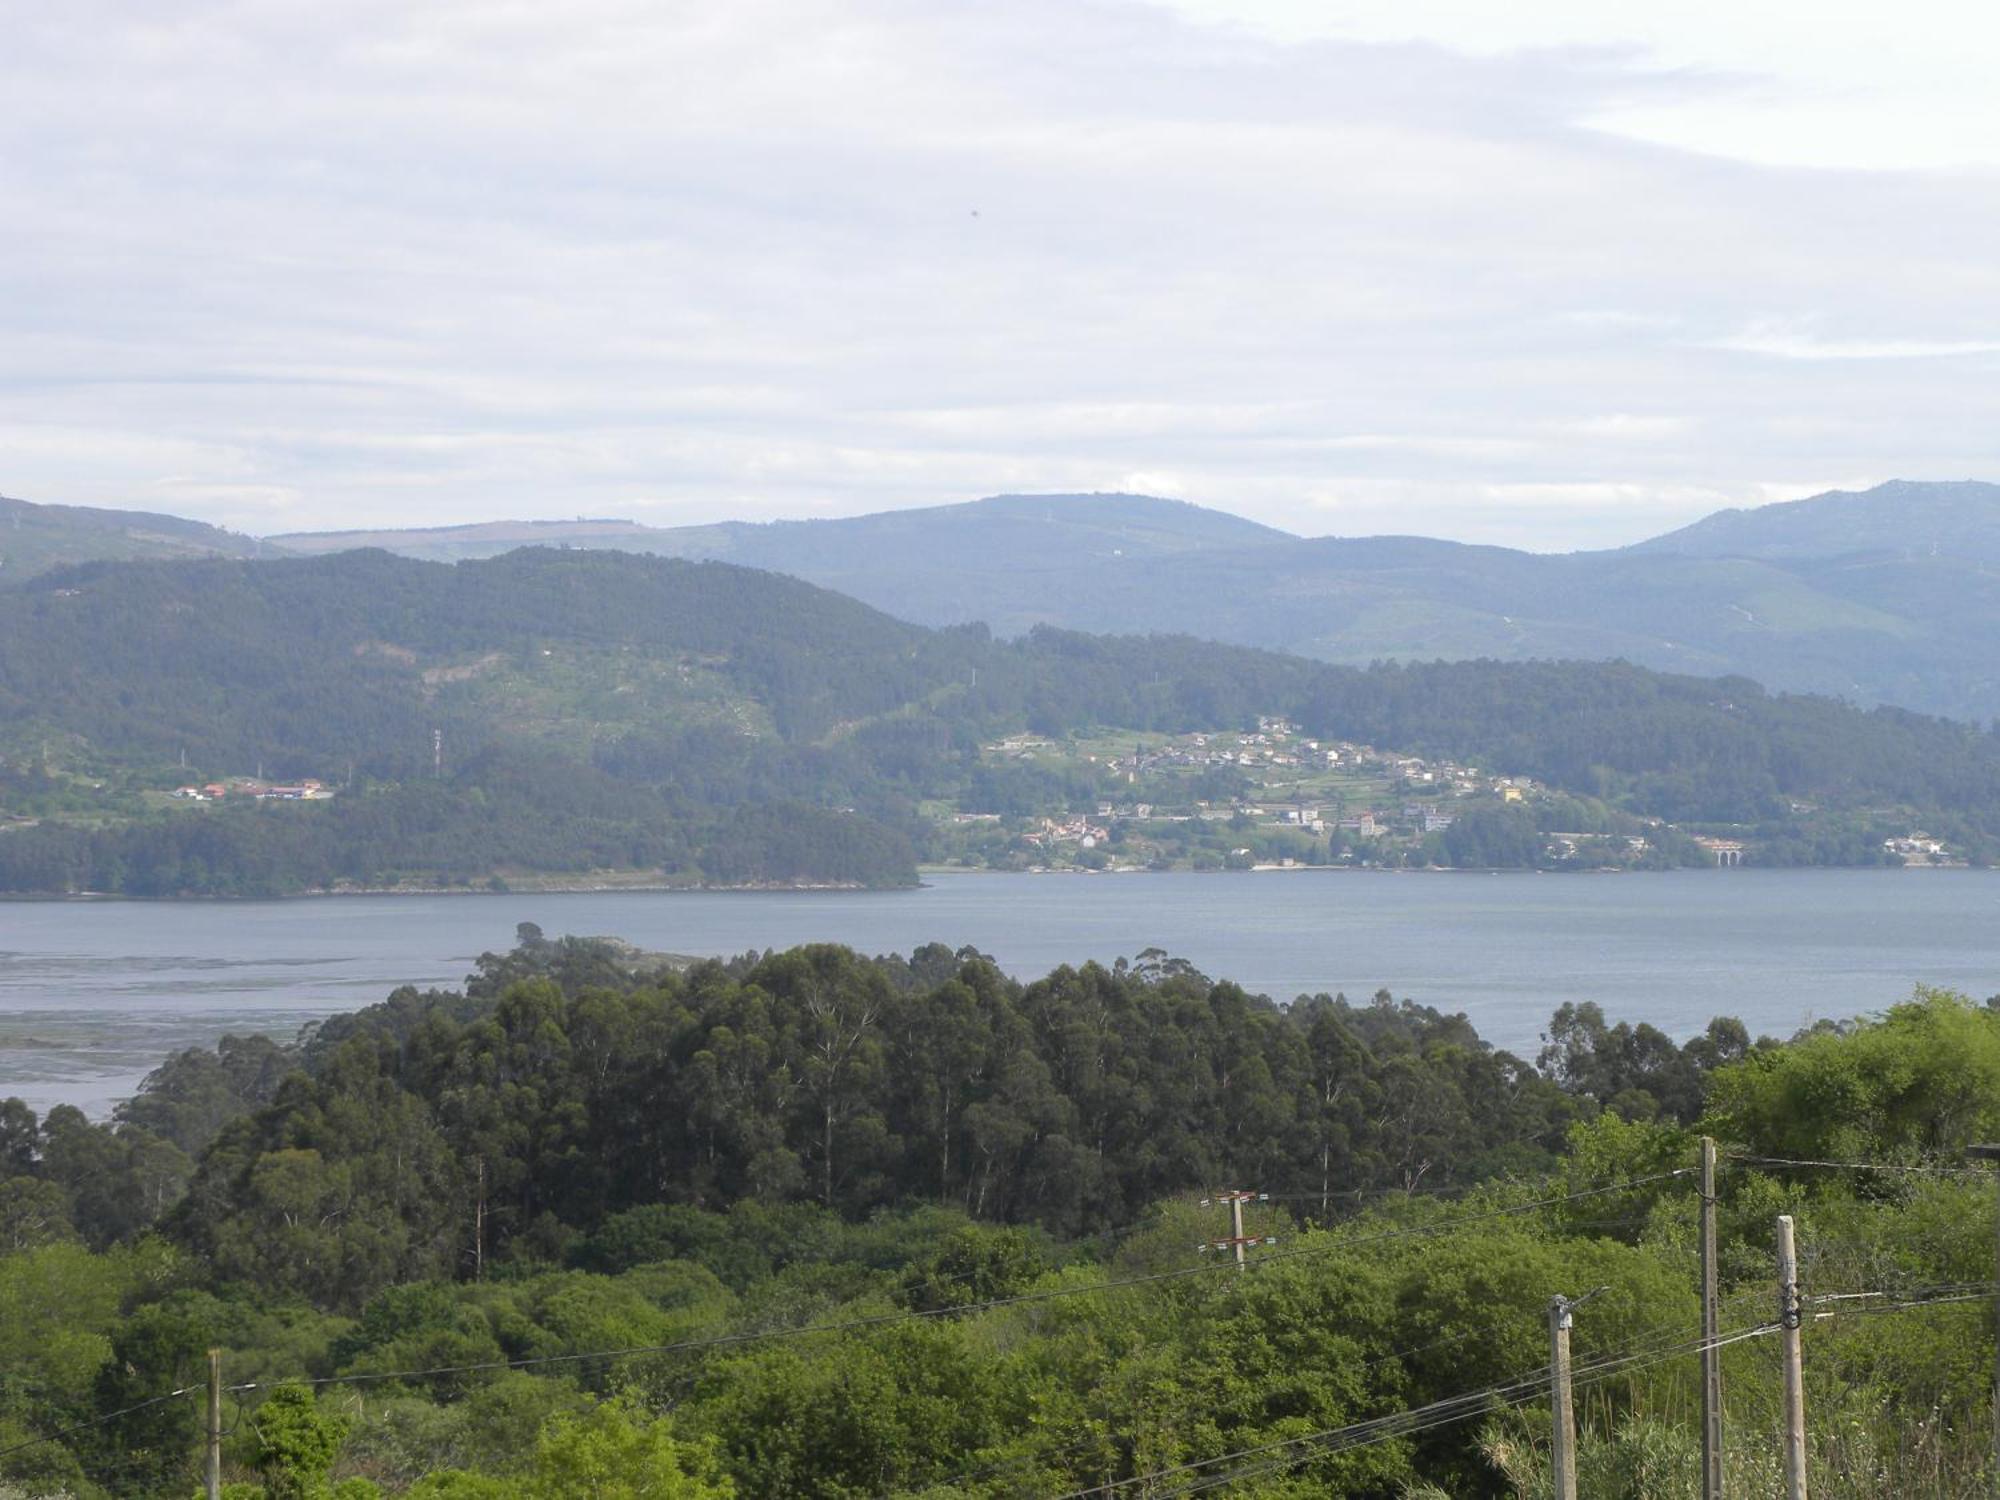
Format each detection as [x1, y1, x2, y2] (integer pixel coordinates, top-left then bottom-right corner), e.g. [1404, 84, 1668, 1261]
[3, 868, 1997, 1115]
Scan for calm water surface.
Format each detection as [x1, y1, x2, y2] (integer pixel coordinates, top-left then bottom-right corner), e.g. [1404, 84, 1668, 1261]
[3, 869, 1996, 1114]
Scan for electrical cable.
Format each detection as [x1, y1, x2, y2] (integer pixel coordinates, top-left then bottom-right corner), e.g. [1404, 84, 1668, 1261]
[1724, 1154, 1989, 1178]
[1129, 1324, 1781, 1500]
[0, 1385, 198, 1462]
[1125, 1284, 1980, 1500]
[224, 1169, 1694, 1395]
[1049, 1317, 1777, 1498]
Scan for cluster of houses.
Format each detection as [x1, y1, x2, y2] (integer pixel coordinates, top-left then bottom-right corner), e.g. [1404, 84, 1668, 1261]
[1332, 804, 1457, 840]
[975, 723, 1979, 874]
[985, 721, 1555, 855]
[1884, 833, 1954, 865]
[1545, 833, 1653, 862]
[171, 778, 331, 803]
[1084, 721, 1521, 798]
[1023, 814, 1112, 849]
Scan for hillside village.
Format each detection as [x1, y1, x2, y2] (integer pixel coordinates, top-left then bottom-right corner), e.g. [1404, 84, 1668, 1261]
[936, 718, 1961, 873]
[936, 718, 1616, 872]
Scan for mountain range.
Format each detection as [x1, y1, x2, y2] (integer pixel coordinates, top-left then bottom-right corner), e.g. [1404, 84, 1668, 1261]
[7, 479, 1997, 721]
[268, 479, 2000, 722]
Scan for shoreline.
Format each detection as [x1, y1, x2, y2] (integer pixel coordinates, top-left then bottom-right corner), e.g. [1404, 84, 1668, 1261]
[917, 861, 1971, 878]
[0, 876, 911, 903]
[2, 861, 1978, 903]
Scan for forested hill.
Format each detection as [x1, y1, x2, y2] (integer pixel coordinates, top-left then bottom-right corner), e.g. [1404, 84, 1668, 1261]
[0, 547, 939, 770]
[3, 547, 2000, 894]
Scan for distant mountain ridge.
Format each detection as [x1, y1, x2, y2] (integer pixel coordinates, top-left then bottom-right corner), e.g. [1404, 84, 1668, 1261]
[1629, 479, 2000, 564]
[276, 481, 2000, 719]
[20, 479, 2000, 720]
[270, 492, 1293, 566]
[0, 493, 277, 577]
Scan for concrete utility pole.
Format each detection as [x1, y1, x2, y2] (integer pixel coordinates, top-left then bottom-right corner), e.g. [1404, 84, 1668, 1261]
[1966, 1143, 2000, 1496]
[1546, 1287, 1605, 1500]
[1548, 1296, 1578, 1500]
[1198, 1190, 1274, 1271]
[206, 1347, 222, 1500]
[1776, 1214, 1808, 1500]
[1700, 1136, 1724, 1500]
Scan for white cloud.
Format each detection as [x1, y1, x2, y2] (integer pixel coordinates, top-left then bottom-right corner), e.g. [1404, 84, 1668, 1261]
[1155, 0, 2000, 170]
[0, 0, 1996, 548]
[1707, 325, 2000, 361]
[1120, 470, 1193, 497]
[1558, 415, 1689, 440]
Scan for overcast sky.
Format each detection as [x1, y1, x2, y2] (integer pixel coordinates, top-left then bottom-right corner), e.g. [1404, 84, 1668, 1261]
[4, 0, 1998, 549]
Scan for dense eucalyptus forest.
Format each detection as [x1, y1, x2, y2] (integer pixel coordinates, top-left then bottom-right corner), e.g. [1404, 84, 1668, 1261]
[3, 549, 2000, 894]
[0, 930, 1995, 1496]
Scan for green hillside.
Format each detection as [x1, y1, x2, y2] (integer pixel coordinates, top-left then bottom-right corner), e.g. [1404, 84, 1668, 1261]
[2, 547, 2000, 893]
[0, 492, 279, 579]
[270, 481, 2000, 720]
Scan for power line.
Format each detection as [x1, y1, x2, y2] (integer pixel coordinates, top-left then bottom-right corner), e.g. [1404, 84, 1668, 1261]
[0, 1170, 1700, 1472]
[14, 1154, 1970, 1479]
[0, 1386, 198, 1463]
[925, 1322, 1505, 1494]
[1069, 1348, 1577, 1497]
[1095, 1278, 1987, 1500]
[1810, 1284, 1997, 1319]
[223, 1169, 1692, 1397]
[1106, 1324, 1782, 1500]
[1725, 1154, 1990, 1178]
[1052, 1317, 1777, 1499]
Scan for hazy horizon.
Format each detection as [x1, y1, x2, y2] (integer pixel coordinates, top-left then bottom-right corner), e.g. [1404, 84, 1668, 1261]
[6, 1, 1999, 550]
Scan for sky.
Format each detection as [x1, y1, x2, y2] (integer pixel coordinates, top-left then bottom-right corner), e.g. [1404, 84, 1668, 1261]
[3, 0, 1998, 550]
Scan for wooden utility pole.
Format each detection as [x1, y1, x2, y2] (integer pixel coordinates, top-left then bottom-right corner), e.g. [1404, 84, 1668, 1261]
[1198, 1190, 1274, 1271]
[1776, 1214, 1808, 1500]
[1548, 1295, 1578, 1500]
[473, 1156, 487, 1282]
[1966, 1143, 2000, 1496]
[206, 1347, 222, 1500]
[1700, 1135, 1724, 1500]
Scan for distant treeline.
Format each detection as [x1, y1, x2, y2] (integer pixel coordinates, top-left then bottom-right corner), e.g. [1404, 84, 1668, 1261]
[0, 549, 1996, 894]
